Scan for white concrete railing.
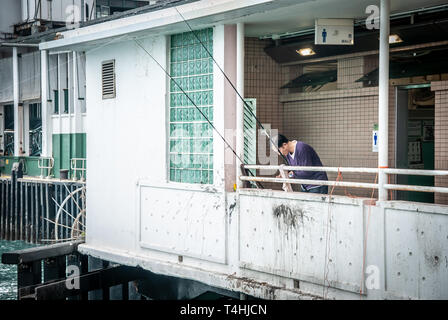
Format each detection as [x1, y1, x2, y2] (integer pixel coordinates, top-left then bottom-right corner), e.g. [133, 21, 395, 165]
[240, 164, 448, 194]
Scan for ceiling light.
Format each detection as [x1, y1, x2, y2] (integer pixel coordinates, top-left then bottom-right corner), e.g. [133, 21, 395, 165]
[296, 48, 316, 56]
[389, 34, 403, 44]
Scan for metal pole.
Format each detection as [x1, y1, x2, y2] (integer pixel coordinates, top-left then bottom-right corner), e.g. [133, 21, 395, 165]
[13, 47, 20, 156]
[378, 0, 390, 201]
[41, 49, 50, 157]
[0, 43, 40, 48]
[236, 23, 244, 189]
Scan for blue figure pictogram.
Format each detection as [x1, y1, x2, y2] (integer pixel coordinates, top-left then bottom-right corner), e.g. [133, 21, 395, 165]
[374, 132, 378, 146]
[322, 28, 327, 43]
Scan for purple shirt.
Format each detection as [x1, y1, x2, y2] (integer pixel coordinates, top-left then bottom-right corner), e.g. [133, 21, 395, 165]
[286, 141, 328, 190]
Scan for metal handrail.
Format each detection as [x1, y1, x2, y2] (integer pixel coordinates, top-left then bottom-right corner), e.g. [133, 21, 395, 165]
[71, 158, 86, 181]
[38, 157, 54, 179]
[240, 164, 448, 194]
[243, 164, 448, 176]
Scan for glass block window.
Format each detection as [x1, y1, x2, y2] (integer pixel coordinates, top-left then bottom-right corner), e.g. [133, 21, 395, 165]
[169, 28, 214, 184]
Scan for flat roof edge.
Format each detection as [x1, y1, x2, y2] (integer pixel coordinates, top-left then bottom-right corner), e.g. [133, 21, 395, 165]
[39, 0, 277, 51]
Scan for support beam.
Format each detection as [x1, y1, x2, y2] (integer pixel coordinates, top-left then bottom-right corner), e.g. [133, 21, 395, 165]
[23, 104, 29, 156]
[0, 105, 4, 153]
[34, 265, 146, 300]
[73, 51, 83, 178]
[1, 240, 83, 265]
[378, 0, 390, 201]
[236, 22, 244, 189]
[41, 50, 51, 157]
[13, 47, 20, 156]
[224, 25, 237, 191]
[73, 52, 82, 133]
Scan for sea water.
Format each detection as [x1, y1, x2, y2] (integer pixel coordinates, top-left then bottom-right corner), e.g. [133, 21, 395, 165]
[0, 240, 39, 300]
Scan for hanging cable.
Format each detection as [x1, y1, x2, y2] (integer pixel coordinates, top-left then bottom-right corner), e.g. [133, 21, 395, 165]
[134, 40, 255, 180]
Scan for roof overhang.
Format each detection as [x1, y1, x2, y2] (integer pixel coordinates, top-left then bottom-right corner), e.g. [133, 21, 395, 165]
[38, 0, 309, 52]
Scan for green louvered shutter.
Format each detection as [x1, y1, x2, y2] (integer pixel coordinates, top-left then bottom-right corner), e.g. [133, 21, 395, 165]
[243, 98, 256, 176]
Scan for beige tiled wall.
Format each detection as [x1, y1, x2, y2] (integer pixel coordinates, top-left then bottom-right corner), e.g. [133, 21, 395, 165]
[244, 38, 287, 132]
[243, 38, 448, 201]
[337, 55, 378, 90]
[244, 38, 288, 189]
[432, 81, 448, 205]
[337, 57, 364, 89]
[281, 87, 396, 198]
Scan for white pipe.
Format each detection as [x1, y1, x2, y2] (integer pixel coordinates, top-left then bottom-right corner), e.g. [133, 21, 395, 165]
[49, 50, 73, 55]
[81, 0, 85, 22]
[384, 184, 448, 194]
[23, 103, 29, 156]
[13, 47, 20, 156]
[383, 168, 448, 176]
[57, 53, 62, 146]
[378, 0, 390, 201]
[244, 165, 379, 174]
[243, 165, 448, 176]
[0, 105, 3, 152]
[239, 176, 378, 189]
[236, 22, 244, 189]
[239, 177, 448, 194]
[41, 49, 49, 157]
[0, 43, 40, 47]
[73, 51, 81, 130]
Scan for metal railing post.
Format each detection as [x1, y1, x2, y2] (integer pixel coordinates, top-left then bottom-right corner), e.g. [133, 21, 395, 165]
[378, 0, 390, 201]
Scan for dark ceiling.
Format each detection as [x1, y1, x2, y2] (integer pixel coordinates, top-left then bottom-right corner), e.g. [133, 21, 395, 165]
[264, 10, 448, 64]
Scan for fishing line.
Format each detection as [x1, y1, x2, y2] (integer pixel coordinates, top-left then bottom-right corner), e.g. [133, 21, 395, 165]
[174, 7, 289, 164]
[134, 40, 259, 182]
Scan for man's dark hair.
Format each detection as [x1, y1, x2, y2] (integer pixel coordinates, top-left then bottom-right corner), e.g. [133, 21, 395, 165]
[272, 134, 289, 148]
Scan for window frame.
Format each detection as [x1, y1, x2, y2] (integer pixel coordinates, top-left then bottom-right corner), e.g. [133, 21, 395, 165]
[166, 29, 215, 186]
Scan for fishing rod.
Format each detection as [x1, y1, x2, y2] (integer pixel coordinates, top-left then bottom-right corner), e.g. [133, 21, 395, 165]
[174, 7, 289, 165]
[134, 40, 263, 188]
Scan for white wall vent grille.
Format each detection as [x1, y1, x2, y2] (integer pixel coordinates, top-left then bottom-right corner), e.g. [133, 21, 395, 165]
[102, 60, 116, 99]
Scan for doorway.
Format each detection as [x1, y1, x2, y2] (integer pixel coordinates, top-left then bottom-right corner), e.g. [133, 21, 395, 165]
[395, 85, 435, 203]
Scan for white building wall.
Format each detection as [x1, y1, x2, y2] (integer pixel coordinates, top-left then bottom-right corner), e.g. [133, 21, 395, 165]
[85, 34, 170, 251]
[84, 24, 229, 257]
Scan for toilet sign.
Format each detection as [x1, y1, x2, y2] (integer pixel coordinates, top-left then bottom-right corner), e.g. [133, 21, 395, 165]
[315, 19, 354, 45]
[372, 124, 378, 153]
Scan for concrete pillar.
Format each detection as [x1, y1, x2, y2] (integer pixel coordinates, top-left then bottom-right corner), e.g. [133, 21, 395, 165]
[223, 25, 237, 192]
[41, 49, 52, 157]
[378, 0, 390, 201]
[73, 52, 83, 134]
[0, 105, 4, 153]
[13, 46, 22, 156]
[23, 103, 29, 156]
[73, 51, 84, 179]
[236, 22, 244, 189]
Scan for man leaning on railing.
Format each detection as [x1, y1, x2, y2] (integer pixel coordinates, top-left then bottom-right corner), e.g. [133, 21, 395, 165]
[272, 134, 329, 195]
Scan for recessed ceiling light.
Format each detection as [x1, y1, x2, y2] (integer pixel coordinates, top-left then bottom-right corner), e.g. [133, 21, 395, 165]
[389, 34, 403, 44]
[296, 48, 316, 56]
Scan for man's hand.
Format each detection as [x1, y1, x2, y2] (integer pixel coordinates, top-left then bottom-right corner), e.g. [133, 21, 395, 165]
[276, 171, 294, 178]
